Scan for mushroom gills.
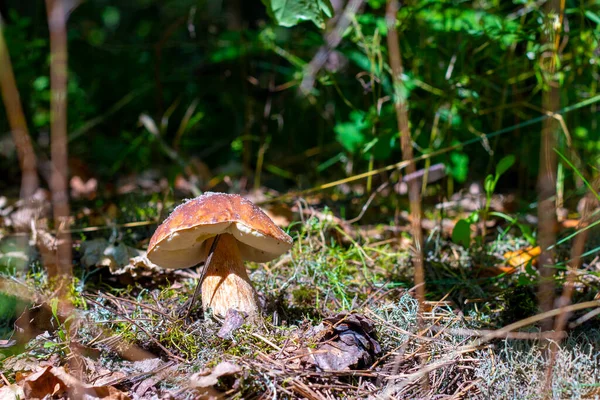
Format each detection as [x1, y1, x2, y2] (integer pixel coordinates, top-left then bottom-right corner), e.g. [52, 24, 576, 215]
[200, 233, 259, 317]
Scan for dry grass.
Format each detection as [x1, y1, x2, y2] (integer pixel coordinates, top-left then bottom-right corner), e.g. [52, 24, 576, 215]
[2, 204, 600, 398]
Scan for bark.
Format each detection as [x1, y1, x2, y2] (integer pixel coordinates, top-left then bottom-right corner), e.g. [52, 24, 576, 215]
[0, 20, 39, 198]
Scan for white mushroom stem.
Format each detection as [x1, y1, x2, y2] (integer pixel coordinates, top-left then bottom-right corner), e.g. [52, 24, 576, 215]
[200, 233, 259, 317]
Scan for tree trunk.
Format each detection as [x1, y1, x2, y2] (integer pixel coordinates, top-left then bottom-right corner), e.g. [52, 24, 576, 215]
[45, 0, 72, 279]
[0, 20, 39, 198]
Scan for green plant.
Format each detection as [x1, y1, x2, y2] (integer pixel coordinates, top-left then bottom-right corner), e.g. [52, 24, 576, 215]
[451, 155, 515, 247]
[261, 0, 334, 28]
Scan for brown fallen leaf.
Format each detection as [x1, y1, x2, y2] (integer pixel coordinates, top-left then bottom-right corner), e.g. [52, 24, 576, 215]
[70, 176, 98, 200]
[80, 238, 145, 271]
[0, 384, 25, 400]
[190, 361, 242, 388]
[22, 366, 67, 399]
[22, 365, 130, 400]
[0, 339, 16, 348]
[304, 313, 381, 371]
[217, 309, 247, 339]
[561, 219, 581, 229]
[80, 238, 166, 279]
[503, 246, 541, 269]
[13, 302, 64, 345]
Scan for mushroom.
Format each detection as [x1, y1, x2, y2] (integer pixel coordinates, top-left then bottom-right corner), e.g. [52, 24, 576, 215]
[147, 192, 293, 317]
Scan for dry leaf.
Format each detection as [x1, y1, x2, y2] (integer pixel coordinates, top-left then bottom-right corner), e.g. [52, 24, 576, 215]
[217, 309, 247, 339]
[304, 313, 381, 371]
[0, 384, 25, 400]
[70, 176, 98, 200]
[503, 246, 541, 269]
[22, 366, 130, 400]
[0, 339, 16, 348]
[81, 238, 144, 270]
[22, 366, 67, 399]
[561, 219, 580, 229]
[117, 253, 162, 276]
[190, 361, 241, 388]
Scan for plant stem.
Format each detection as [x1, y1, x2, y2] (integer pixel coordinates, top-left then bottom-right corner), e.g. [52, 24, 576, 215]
[45, 0, 72, 280]
[385, 0, 425, 310]
[537, 0, 562, 336]
[386, 0, 427, 391]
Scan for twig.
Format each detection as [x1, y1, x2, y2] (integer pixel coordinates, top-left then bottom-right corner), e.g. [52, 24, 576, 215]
[250, 332, 283, 352]
[462, 300, 600, 348]
[0, 372, 10, 386]
[93, 292, 177, 322]
[86, 297, 185, 362]
[257, 94, 600, 205]
[547, 178, 599, 387]
[99, 360, 176, 387]
[568, 307, 600, 329]
[429, 326, 565, 341]
[300, 0, 364, 93]
[347, 182, 389, 224]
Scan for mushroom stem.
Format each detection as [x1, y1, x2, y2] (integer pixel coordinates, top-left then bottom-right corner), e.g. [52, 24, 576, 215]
[200, 233, 259, 316]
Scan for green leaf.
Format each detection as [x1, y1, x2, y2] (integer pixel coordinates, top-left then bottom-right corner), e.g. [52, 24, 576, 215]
[517, 273, 534, 287]
[585, 10, 600, 26]
[484, 174, 495, 196]
[495, 155, 515, 177]
[363, 132, 395, 161]
[102, 6, 121, 30]
[466, 211, 479, 224]
[447, 152, 469, 183]
[50, 297, 59, 320]
[452, 219, 471, 248]
[262, 0, 334, 28]
[525, 260, 536, 276]
[575, 126, 588, 139]
[334, 111, 370, 154]
[555, 148, 600, 202]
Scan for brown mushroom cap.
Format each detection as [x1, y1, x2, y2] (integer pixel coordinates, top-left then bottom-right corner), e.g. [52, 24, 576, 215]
[147, 192, 293, 269]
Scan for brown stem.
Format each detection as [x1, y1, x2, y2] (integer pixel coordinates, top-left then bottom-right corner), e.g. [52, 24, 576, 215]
[386, 0, 427, 392]
[45, 0, 72, 279]
[545, 181, 598, 390]
[0, 20, 39, 198]
[539, 0, 563, 395]
[386, 0, 425, 311]
[201, 234, 258, 317]
[299, 0, 364, 93]
[537, 0, 561, 335]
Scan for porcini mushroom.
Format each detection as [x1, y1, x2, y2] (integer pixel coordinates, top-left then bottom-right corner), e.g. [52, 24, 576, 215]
[147, 192, 293, 317]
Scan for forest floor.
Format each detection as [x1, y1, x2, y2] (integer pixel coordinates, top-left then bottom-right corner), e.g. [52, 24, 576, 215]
[1, 189, 600, 399]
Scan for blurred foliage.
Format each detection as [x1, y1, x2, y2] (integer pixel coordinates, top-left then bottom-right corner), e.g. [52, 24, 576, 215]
[0, 0, 598, 200]
[262, 0, 334, 28]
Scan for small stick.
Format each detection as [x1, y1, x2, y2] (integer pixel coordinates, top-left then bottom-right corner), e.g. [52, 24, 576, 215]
[186, 234, 221, 318]
[86, 297, 184, 362]
[0, 372, 10, 386]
